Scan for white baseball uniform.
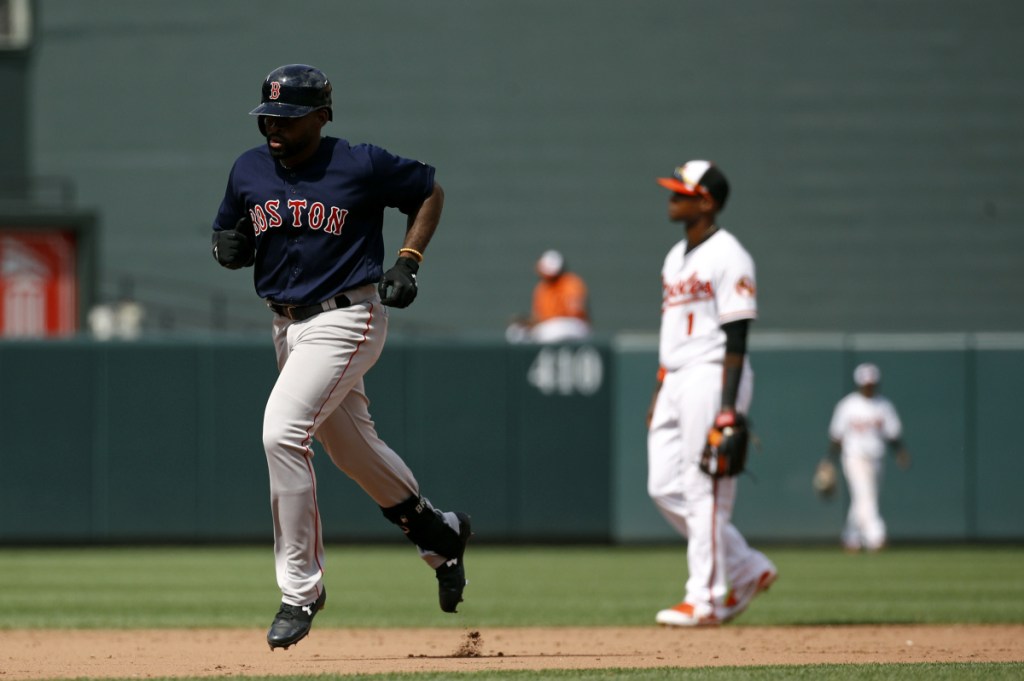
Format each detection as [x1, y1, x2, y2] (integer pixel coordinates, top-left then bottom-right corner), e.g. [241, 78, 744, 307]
[647, 228, 774, 620]
[829, 391, 903, 551]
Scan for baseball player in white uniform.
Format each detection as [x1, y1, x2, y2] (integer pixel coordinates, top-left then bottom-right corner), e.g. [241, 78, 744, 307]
[647, 161, 777, 627]
[827, 363, 910, 552]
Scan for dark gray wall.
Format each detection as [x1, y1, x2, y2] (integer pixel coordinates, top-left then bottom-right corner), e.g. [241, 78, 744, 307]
[25, 1, 1024, 335]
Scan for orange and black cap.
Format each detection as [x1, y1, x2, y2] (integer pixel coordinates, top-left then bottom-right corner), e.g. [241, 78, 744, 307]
[656, 160, 730, 208]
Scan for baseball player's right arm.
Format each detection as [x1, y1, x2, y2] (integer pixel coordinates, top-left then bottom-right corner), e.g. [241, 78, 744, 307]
[813, 437, 843, 497]
[646, 367, 666, 429]
[212, 215, 256, 269]
[211, 169, 255, 270]
[827, 401, 845, 460]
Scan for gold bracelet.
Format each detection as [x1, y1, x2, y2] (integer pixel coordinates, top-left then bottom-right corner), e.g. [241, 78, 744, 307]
[398, 247, 424, 262]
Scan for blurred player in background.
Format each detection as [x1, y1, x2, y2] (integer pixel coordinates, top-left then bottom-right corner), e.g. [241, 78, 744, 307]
[646, 160, 776, 627]
[506, 249, 591, 343]
[825, 362, 910, 553]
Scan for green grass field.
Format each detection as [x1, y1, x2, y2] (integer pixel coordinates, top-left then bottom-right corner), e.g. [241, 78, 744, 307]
[0, 544, 1021, 679]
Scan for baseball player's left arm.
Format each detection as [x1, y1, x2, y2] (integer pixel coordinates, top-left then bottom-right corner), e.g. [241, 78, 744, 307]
[380, 182, 445, 307]
[889, 438, 911, 469]
[883, 402, 910, 469]
[402, 181, 444, 251]
[713, 247, 756, 426]
[718, 319, 749, 413]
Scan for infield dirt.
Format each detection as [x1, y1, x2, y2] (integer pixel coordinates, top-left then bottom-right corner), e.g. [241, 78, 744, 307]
[2, 624, 1022, 678]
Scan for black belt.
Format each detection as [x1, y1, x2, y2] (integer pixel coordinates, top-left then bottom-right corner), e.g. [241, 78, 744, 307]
[268, 294, 353, 321]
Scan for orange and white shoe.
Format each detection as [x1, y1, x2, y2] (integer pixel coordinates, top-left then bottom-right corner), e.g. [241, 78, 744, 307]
[655, 602, 720, 627]
[721, 568, 778, 623]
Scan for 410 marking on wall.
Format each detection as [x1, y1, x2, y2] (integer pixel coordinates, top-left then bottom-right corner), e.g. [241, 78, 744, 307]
[527, 345, 604, 396]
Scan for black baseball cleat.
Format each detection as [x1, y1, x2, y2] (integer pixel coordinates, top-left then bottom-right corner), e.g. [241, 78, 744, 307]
[267, 588, 326, 650]
[436, 512, 472, 613]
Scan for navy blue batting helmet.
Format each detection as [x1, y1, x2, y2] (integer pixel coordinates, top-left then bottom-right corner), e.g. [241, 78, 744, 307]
[249, 64, 333, 121]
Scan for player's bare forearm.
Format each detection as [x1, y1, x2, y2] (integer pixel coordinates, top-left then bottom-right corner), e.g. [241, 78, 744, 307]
[402, 182, 444, 255]
[379, 183, 442, 308]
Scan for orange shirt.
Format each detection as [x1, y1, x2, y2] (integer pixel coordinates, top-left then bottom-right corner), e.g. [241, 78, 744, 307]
[532, 273, 589, 323]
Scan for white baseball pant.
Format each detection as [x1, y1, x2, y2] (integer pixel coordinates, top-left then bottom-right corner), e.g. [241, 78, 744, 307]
[647, 360, 771, 616]
[264, 283, 420, 606]
[841, 454, 886, 550]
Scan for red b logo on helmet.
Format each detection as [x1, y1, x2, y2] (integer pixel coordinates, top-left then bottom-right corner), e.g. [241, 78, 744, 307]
[269, 82, 281, 100]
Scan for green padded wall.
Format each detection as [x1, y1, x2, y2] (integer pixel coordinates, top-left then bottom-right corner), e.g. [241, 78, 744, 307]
[973, 349, 1024, 538]
[0, 342, 96, 540]
[1, 336, 1022, 544]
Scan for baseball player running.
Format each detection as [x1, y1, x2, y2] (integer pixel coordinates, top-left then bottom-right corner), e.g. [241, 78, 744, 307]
[211, 64, 471, 650]
[646, 161, 776, 627]
[826, 362, 910, 552]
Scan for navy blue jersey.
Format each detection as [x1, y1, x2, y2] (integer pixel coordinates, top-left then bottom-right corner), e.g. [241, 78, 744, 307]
[213, 136, 435, 305]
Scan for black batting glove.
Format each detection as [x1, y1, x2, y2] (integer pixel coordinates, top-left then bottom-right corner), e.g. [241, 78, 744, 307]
[379, 257, 419, 308]
[212, 217, 255, 269]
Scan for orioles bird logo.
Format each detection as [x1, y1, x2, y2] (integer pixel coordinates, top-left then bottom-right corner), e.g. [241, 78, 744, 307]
[735, 276, 756, 297]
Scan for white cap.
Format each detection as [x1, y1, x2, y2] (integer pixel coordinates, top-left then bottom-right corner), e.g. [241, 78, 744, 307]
[853, 363, 881, 386]
[536, 250, 565, 277]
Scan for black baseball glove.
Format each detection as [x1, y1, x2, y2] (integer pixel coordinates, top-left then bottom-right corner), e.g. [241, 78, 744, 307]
[699, 411, 750, 478]
[212, 216, 255, 269]
[379, 256, 419, 308]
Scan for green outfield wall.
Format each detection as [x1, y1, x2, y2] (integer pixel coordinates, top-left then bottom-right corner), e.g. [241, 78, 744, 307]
[1, 334, 1022, 545]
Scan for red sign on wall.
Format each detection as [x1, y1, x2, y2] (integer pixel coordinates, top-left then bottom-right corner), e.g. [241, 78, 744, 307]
[0, 231, 78, 337]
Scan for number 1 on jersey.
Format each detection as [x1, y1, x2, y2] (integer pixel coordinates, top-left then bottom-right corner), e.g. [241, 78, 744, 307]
[687, 312, 694, 336]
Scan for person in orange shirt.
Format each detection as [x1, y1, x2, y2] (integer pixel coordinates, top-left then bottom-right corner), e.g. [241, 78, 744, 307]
[507, 250, 591, 343]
